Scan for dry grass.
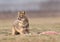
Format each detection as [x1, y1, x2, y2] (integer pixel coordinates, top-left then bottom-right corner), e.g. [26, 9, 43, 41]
[0, 17, 60, 42]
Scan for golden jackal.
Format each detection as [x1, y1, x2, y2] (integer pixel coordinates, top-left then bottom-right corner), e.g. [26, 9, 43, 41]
[12, 11, 29, 35]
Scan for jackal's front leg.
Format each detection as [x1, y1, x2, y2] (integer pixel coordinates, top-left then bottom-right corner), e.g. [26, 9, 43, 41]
[12, 27, 16, 35]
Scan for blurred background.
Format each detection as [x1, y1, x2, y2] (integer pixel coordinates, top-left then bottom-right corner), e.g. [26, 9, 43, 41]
[0, 0, 60, 11]
[0, 0, 60, 19]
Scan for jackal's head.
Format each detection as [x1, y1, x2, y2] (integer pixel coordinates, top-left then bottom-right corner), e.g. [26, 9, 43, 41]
[17, 11, 25, 20]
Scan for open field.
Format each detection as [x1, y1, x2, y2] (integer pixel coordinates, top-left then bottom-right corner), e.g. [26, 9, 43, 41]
[0, 11, 60, 42]
[0, 17, 60, 42]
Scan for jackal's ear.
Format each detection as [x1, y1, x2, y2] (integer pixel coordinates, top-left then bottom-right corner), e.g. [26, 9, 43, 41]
[18, 11, 20, 16]
[17, 11, 20, 17]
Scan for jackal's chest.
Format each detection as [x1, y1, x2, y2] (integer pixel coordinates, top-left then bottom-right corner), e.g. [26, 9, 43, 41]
[18, 19, 25, 26]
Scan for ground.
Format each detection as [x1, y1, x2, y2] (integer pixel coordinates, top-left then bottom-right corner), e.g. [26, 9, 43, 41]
[0, 11, 60, 42]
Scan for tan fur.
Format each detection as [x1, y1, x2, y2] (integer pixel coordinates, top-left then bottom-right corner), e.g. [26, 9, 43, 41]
[12, 11, 29, 35]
